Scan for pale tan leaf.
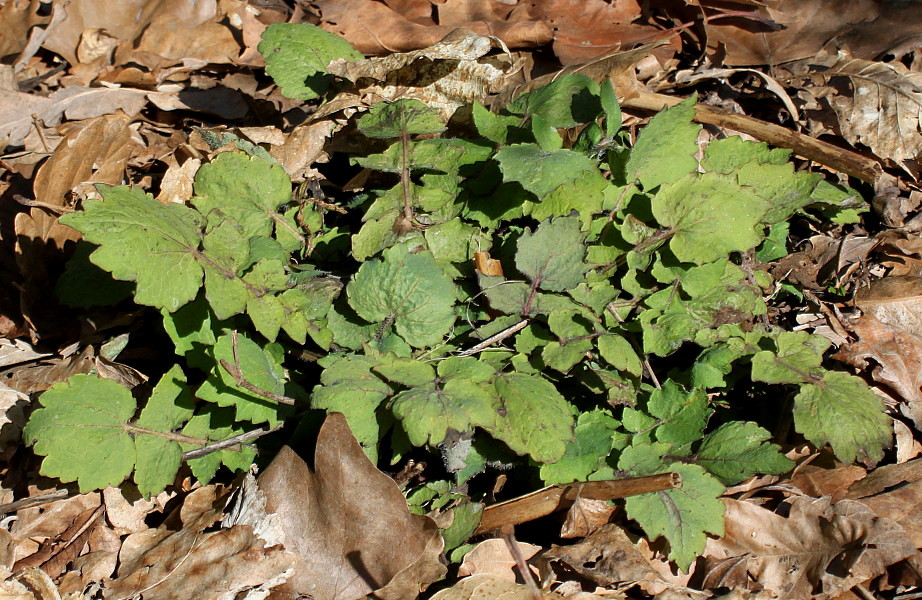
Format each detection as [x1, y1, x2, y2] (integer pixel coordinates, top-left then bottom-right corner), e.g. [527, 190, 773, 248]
[0, 87, 145, 148]
[458, 538, 540, 580]
[430, 574, 565, 600]
[820, 53, 922, 164]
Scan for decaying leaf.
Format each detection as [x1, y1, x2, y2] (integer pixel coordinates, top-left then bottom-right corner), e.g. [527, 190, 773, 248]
[244, 413, 446, 600]
[327, 32, 517, 121]
[105, 485, 296, 600]
[702, 497, 916, 599]
[430, 573, 565, 600]
[814, 52, 922, 165]
[702, 0, 879, 66]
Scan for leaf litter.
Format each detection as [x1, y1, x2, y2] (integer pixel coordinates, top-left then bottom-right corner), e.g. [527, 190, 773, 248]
[0, 1, 921, 599]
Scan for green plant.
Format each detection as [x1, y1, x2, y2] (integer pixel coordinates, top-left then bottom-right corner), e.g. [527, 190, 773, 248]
[25, 23, 892, 571]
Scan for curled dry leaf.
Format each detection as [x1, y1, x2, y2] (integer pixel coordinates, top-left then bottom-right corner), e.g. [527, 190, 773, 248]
[814, 52, 922, 165]
[457, 538, 540, 580]
[248, 413, 446, 600]
[702, 497, 916, 599]
[327, 32, 517, 121]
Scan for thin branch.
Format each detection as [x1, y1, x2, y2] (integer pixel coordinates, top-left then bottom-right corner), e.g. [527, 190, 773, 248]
[181, 423, 285, 460]
[500, 525, 543, 600]
[0, 490, 69, 515]
[457, 319, 529, 357]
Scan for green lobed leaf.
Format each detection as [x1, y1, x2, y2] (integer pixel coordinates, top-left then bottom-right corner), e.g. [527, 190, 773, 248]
[60, 186, 205, 312]
[652, 172, 770, 264]
[348, 244, 458, 348]
[196, 333, 296, 425]
[472, 101, 520, 144]
[357, 98, 446, 138]
[647, 381, 712, 445]
[701, 136, 791, 173]
[516, 216, 589, 292]
[24, 375, 136, 492]
[751, 330, 830, 385]
[390, 378, 498, 447]
[793, 371, 891, 465]
[539, 408, 623, 484]
[496, 144, 600, 199]
[488, 372, 574, 463]
[312, 354, 391, 462]
[180, 405, 257, 483]
[626, 96, 700, 190]
[507, 74, 601, 129]
[259, 23, 362, 100]
[192, 152, 293, 240]
[623, 462, 725, 572]
[696, 421, 794, 485]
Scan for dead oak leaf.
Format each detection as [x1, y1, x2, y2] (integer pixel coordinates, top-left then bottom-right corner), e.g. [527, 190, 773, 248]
[702, 497, 916, 600]
[243, 413, 446, 600]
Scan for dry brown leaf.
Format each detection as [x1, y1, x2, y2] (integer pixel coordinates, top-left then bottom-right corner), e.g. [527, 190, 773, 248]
[846, 458, 922, 547]
[327, 32, 517, 121]
[0, 346, 95, 396]
[430, 573, 565, 600]
[247, 413, 446, 600]
[269, 121, 337, 182]
[0, 0, 51, 59]
[838, 2, 922, 63]
[0, 86, 146, 148]
[702, 497, 916, 599]
[317, 0, 551, 55]
[894, 420, 922, 462]
[703, 0, 879, 66]
[876, 230, 922, 277]
[105, 485, 296, 600]
[544, 523, 660, 588]
[812, 52, 922, 166]
[119, 12, 240, 72]
[10, 492, 101, 567]
[156, 156, 201, 205]
[788, 463, 866, 500]
[559, 497, 616, 539]
[527, 0, 670, 65]
[458, 538, 540, 580]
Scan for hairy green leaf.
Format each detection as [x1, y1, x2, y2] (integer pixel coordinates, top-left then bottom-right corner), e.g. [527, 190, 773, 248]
[259, 23, 362, 100]
[794, 372, 891, 465]
[348, 244, 457, 348]
[626, 96, 700, 190]
[60, 186, 204, 311]
[696, 421, 794, 484]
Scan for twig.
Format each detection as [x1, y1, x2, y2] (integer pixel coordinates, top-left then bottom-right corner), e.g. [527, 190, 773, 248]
[0, 490, 69, 515]
[181, 423, 285, 460]
[14, 194, 73, 214]
[500, 524, 543, 600]
[219, 331, 298, 406]
[457, 319, 529, 357]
